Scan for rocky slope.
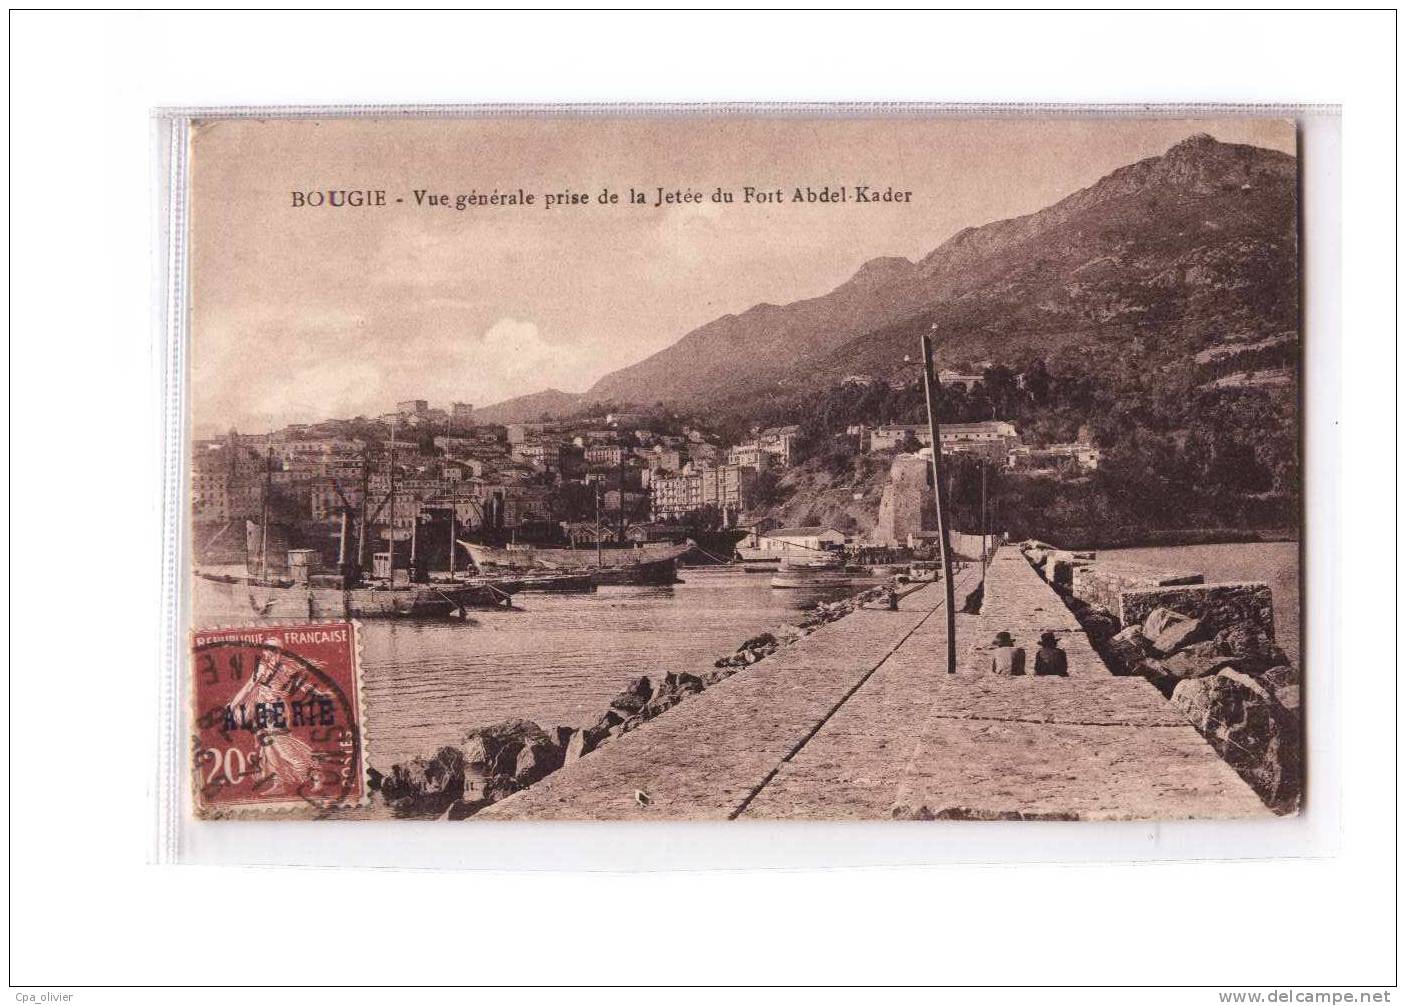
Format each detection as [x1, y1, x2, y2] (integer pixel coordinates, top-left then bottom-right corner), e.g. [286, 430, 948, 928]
[473, 387, 586, 424]
[583, 133, 1297, 409]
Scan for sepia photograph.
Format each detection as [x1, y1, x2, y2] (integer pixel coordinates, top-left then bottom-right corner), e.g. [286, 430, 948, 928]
[13, 7, 1401, 997]
[185, 115, 1304, 823]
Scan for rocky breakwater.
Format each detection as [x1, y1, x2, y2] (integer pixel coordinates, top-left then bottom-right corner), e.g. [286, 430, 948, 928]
[1102, 607, 1299, 814]
[1021, 543, 1300, 814]
[368, 583, 894, 819]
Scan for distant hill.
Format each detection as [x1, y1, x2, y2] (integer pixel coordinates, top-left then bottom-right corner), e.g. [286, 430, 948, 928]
[582, 133, 1297, 409]
[474, 387, 586, 424]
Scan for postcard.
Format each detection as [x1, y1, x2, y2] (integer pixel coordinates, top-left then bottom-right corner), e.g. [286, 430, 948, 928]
[184, 114, 1301, 821]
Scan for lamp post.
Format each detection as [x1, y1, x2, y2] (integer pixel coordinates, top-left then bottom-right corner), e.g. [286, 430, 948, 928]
[919, 327, 958, 674]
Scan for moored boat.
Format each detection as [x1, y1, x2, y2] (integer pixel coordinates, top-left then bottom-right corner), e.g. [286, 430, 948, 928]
[768, 554, 854, 589]
[195, 570, 512, 618]
[460, 539, 689, 586]
[472, 571, 596, 593]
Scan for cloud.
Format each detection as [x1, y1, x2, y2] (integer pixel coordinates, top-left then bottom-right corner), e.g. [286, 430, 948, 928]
[194, 311, 619, 430]
[467, 317, 606, 395]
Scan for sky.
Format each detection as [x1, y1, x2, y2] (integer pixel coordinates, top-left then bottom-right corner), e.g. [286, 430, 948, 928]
[189, 116, 1295, 433]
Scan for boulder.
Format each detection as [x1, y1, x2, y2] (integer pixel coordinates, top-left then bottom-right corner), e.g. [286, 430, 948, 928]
[617, 714, 647, 735]
[641, 694, 681, 719]
[739, 631, 778, 651]
[550, 725, 575, 749]
[1133, 656, 1174, 692]
[380, 746, 466, 819]
[1260, 663, 1300, 689]
[1171, 669, 1300, 813]
[657, 670, 705, 697]
[1150, 615, 1208, 656]
[1271, 682, 1301, 714]
[513, 737, 563, 786]
[1142, 607, 1186, 641]
[1259, 663, 1302, 710]
[594, 708, 625, 733]
[1104, 625, 1152, 674]
[1078, 608, 1120, 645]
[443, 799, 484, 821]
[1161, 640, 1231, 681]
[1213, 622, 1289, 674]
[462, 719, 552, 777]
[608, 675, 653, 716]
[563, 728, 595, 764]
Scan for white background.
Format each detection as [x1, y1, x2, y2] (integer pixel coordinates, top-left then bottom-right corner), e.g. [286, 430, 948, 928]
[5, 9, 1397, 997]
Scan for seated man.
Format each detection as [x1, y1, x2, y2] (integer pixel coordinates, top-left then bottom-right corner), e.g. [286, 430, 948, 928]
[1033, 630, 1069, 677]
[988, 631, 1026, 676]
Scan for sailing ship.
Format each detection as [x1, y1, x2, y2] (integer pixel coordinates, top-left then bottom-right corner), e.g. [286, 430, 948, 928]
[194, 422, 516, 619]
[459, 539, 690, 586]
[461, 461, 689, 585]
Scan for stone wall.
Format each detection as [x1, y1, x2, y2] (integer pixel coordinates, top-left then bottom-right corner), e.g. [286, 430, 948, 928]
[1071, 562, 1204, 615]
[1119, 582, 1275, 639]
[873, 454, 933, 547]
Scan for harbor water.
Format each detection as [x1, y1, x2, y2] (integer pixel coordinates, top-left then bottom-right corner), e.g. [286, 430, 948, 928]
[194, 566, 862, 771]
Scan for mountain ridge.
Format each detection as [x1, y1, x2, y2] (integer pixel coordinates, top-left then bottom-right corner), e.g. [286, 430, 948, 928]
[483, 134, 1296, 419]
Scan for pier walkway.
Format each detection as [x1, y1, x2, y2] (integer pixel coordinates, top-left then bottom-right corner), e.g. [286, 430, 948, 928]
[481, 548, 1270, 821]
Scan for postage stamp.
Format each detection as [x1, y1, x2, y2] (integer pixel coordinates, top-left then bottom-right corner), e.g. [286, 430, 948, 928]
[191, 621, 366, 815]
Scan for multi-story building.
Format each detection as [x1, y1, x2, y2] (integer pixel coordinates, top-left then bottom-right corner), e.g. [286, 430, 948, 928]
[310, 483, 365, 521]
[585, 444, 626, 466]
[397, 399, 429, 416]
[651, 471, 705, 518]
[450, 402, 475, 428]
[867, 420, 1018, 462]
[688, 443, 721, 466]
[648, 447, 682, 472]
[1007, 443, 1101, 471]
[701, 463, 758, 516]
[937, 369, 985, 392]
[650, 463, 758, 520]
[726, 443, 772, 470]
[479, 484, 553, 528]
[757, 425, 801, 466]
[435, 435, 475, 456]
[191, 471, 264, 523]
[513, 442, 556, 467]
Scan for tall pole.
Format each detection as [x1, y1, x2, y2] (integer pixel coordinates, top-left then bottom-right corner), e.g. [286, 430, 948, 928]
[920, 330, 958, 674]
[355, 447, 369, 580]
[594, 482, 603, 568]
[980, 460, 989, 585]
[448, 507, 457, 578]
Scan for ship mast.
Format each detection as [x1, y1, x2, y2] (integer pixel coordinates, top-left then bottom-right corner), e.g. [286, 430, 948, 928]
[355, 445, 370, 582]
[447, 505, 457, 578]
[259, 443, 272, 581]
[386, 418, 397, 581]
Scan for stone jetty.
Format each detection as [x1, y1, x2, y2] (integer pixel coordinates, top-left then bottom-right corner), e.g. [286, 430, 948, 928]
[480, 548, 1271, 821]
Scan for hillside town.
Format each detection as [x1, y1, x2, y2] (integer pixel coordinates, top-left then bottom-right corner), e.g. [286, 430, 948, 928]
[192, 383, 1102, 569]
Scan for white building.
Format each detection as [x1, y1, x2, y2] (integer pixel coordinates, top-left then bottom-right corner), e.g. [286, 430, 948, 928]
[751, 525, 847, 555]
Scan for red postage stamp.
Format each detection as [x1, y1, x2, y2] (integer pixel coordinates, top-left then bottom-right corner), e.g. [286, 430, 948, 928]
[191, 621, 366, 815]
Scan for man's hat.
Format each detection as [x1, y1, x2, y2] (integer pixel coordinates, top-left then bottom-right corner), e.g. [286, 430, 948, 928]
[1039, 630, 1059, 647]
[993, 631, 1014, 646]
